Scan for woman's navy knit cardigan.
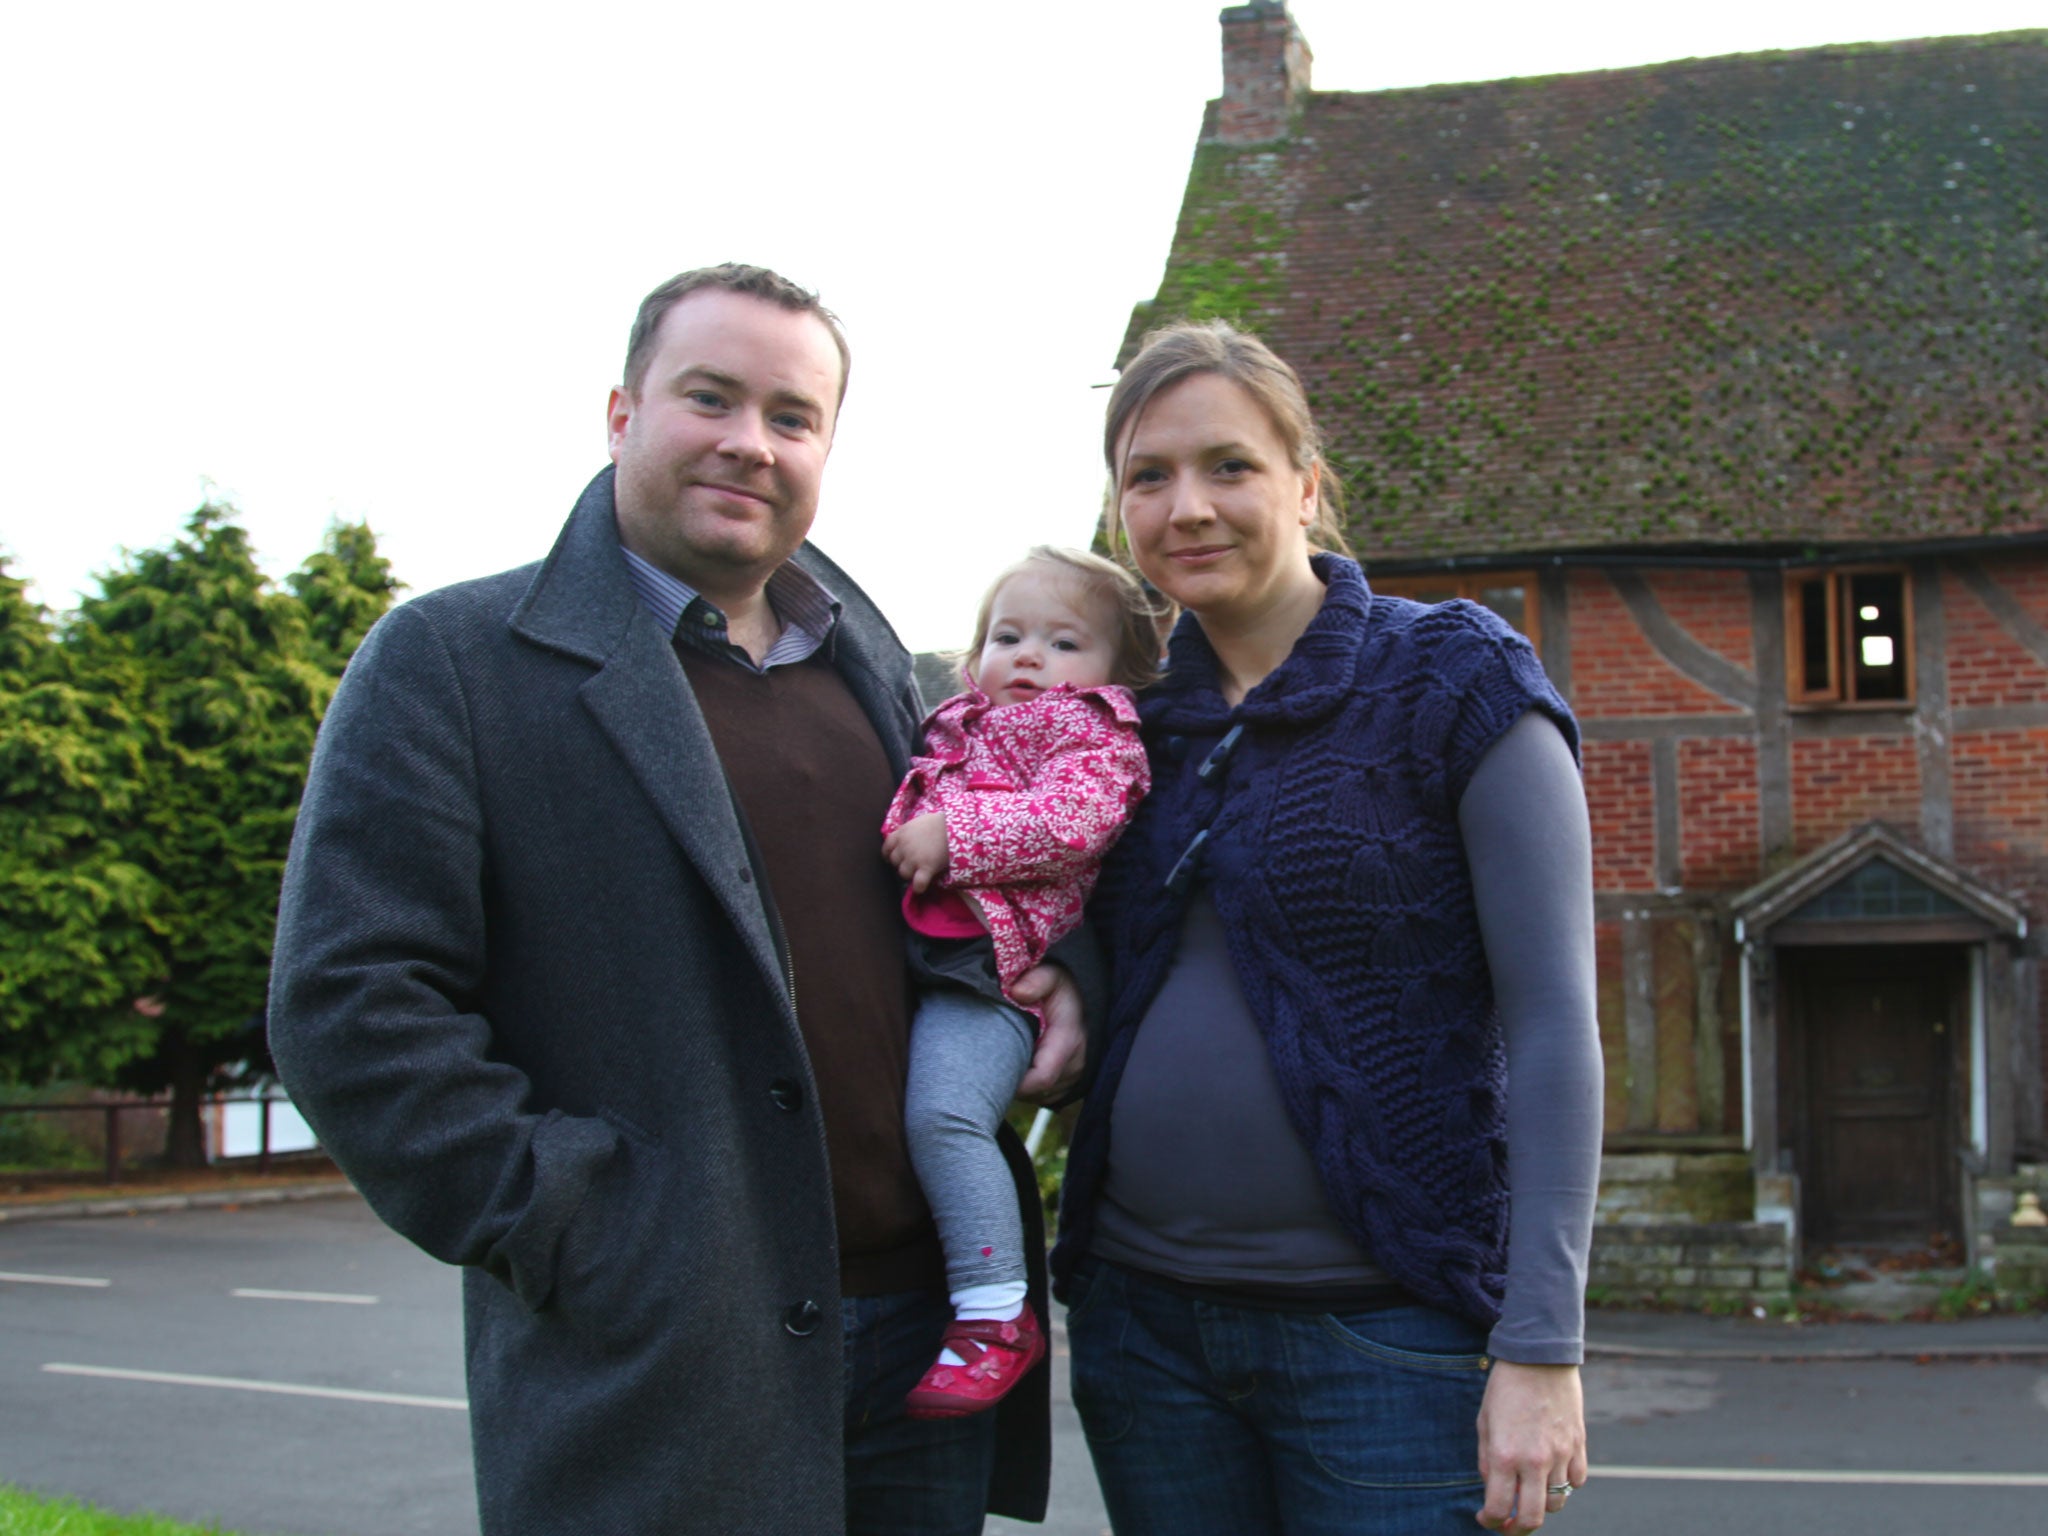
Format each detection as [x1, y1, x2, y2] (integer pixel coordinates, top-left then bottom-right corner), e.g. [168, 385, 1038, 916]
[1051, 555, 1577, 1328]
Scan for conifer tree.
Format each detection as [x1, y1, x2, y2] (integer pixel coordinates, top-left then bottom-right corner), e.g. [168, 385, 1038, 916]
[51, 510, 396, 1164]
[0, 559, 162, 1082]
[290, 520, 400, 674]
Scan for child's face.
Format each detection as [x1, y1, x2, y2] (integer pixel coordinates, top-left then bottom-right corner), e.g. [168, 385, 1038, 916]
[974, 568, 1118, 706]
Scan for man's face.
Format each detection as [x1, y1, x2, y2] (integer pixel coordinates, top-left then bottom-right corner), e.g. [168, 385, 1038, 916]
[607, 289, 843, 603]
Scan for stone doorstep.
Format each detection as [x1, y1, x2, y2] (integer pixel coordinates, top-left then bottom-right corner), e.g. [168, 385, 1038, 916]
[1815, 1274, 1961, 1314]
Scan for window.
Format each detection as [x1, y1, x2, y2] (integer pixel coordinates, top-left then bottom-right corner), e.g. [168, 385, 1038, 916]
[1787, 858, 1968, 924]
[1371, 571, 1539, 651]
[1785, 567, 1911, 705]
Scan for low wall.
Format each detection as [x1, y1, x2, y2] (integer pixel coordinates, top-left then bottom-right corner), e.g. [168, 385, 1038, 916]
[1589, 1151, 1793, 1307]
[1596, 1151, 1753, 1225]
[1981, 1226, 2048, 1297]
[1589, 1221, 1795, 1308]
[1969, 1162, 2048, 1300]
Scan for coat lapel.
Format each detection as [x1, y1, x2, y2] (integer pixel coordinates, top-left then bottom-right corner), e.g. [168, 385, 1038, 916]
[508, 469, 791, 1018]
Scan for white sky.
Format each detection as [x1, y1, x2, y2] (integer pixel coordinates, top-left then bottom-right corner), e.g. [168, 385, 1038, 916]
[3, 1, 2040, 650]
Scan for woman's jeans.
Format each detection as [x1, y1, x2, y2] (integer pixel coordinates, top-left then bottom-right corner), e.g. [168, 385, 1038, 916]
[1067, 1259, 1490, 1535]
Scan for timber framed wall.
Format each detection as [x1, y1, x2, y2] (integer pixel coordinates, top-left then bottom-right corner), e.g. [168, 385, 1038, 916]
[1558, 548, 2048, 1205]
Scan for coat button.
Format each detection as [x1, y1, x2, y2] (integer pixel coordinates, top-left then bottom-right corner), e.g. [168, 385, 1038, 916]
[783, 1299, 822, 1337]
[738, 865, 754, 885]
[768, 1078, 802, 1112]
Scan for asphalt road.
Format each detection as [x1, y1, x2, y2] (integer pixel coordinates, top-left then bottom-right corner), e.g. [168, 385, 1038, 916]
[0, 1197, 474, 1536]
[5, 1198, 2047, 1535]
[1565, 1355, 2048, 1534]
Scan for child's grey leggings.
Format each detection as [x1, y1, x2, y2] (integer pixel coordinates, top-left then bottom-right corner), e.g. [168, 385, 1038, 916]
[904, 989, 1038, 1296]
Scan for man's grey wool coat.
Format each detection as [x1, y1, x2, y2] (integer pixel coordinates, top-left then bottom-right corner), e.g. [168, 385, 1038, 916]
[270, 468, 1051, 1533]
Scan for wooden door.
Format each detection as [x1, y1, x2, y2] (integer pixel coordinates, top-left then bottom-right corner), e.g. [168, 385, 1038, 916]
[1796, 949, 1958, 1246]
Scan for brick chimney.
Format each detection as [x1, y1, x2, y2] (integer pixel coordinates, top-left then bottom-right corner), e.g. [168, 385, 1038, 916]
[1214, 2, 1312, 144]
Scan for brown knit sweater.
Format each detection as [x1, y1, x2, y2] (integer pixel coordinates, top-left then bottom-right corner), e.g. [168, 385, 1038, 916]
[676, 644, 941, 1296]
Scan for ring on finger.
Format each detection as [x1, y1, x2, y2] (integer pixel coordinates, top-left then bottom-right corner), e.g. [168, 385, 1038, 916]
[1547, 1482, 1573, 1499]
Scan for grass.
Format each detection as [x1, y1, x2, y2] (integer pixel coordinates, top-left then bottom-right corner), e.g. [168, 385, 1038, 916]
[1929, 1267, 1995, 1320]
[0, 1486, 235, 1536]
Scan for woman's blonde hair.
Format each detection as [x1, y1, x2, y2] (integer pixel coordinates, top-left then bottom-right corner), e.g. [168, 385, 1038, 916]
[1101, 318, 1351, 559]
[966, 546, 1172, 692]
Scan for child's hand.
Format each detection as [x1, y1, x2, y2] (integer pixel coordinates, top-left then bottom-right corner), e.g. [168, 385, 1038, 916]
[883, 813, 951, 893]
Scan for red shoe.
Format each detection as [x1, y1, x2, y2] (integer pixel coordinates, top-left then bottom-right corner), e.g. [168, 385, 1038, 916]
[903, 1306, 1046, 1419]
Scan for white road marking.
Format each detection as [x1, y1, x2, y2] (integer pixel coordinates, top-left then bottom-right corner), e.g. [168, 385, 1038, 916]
[1599, 1465, 2048, 1488]
[229, 1287, 378, 1305]
[42, 1363, 466, 1411]
[0, 1271, 111, 1288]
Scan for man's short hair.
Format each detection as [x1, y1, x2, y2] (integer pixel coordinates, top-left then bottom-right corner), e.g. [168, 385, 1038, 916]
[622, 263, 851, 404]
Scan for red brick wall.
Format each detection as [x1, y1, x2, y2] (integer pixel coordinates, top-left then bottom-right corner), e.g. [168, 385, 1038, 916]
[1952, 727, 2048, 912]
[1946, 561, 2048, 711]
[1789, 737, 1923, 850]
[1644, 570, 1754, 676]
[1584, 738, 1655, 891]
[1678, 737, 1761, 889]
[1568, 571, 1747, 718]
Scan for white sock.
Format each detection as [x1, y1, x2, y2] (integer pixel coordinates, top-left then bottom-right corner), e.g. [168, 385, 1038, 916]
[938, 1280, 1028, 1366]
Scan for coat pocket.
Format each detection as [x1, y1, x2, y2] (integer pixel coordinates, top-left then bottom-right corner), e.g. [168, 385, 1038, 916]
[539, 1115, 691, 1353]
[489, 1109, 620, 1312]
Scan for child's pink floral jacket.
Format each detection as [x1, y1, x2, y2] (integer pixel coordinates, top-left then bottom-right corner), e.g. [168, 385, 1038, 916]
[882, 682, 1151, 999]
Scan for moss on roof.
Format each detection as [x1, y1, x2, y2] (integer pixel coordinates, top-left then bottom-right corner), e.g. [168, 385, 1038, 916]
[1131, 32, 2048, 560]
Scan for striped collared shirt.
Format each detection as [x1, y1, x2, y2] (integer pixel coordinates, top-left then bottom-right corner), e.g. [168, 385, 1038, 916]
[622, 545, 840, 671]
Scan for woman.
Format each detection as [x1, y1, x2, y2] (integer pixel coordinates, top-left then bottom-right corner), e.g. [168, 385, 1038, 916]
[1052, 320, 1602, 1536]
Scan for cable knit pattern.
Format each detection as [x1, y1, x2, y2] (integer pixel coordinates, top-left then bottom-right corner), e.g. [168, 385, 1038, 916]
[1053, 555, 1577, 1327]
[883, 684, 1150, 998]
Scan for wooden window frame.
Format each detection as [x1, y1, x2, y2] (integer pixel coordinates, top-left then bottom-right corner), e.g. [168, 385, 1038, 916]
[1371, 570, 1541, 653]
[1784, 565, 1913, 709]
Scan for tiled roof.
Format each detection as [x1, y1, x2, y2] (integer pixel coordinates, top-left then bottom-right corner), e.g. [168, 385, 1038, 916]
[1129, 32, 2048, 561]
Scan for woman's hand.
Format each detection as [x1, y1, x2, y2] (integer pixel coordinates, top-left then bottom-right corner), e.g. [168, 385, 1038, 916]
[882, 812, 950, 892]
[1010, 964, 1087, 1101]
[1475, 1360, 1587, 1533]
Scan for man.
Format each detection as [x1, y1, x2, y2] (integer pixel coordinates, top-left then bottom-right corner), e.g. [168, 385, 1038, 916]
[270, 265, 1085, 1535]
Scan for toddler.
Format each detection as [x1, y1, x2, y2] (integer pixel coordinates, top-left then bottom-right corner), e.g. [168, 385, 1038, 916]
[882, 546, 1161, 1418]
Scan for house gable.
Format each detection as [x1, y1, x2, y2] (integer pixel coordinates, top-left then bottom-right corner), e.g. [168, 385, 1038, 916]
[1733, 819, 2028, 940]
